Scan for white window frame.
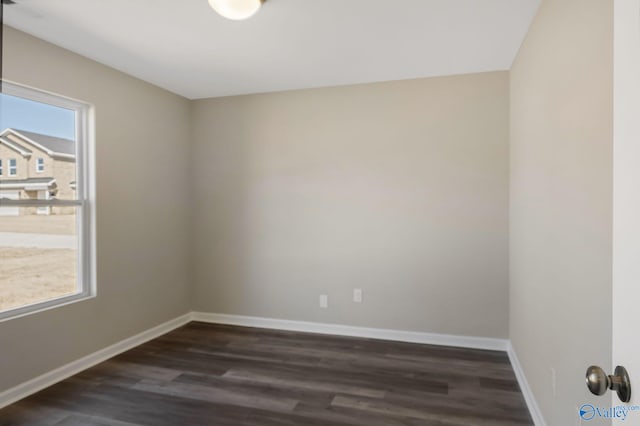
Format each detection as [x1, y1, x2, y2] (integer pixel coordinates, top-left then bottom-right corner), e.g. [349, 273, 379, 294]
[8, 158, 17, 176]
[36, 157, 45, 173]
[0, 80, 96, 322]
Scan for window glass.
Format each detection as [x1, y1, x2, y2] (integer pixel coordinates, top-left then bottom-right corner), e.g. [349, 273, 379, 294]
[8, 158, 17, 176]
[0, 82, 94, 320]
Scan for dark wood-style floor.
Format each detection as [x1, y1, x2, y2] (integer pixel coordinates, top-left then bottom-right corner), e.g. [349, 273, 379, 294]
[0, 322, 533, 426]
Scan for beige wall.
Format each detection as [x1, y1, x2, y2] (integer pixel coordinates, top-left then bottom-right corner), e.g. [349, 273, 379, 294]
[1, 28, 510, 398]
[191, 72, 510, 338]
[0, 27, 192, 392]
[509, 0, 613, 424]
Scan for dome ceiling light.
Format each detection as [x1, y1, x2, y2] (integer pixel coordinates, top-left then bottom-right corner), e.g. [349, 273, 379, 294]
[208, 0, 265, 21]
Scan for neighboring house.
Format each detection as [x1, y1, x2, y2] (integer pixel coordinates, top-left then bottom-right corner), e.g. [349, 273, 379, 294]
[0, 128, 76, 216]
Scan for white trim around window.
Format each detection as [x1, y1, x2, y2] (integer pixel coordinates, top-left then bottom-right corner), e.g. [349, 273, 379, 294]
[36, 157, 45, 173]
[8, 158, 17, 176]
[0, 80, 97, 322]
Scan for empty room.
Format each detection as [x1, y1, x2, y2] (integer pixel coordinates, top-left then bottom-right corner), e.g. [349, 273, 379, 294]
[0, 0, 638, 425]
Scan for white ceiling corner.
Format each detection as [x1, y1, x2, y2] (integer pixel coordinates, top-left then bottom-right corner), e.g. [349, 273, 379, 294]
[5, 0, 540, 99]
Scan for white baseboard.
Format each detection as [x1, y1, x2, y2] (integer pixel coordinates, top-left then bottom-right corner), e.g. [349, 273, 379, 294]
[191, 312, 509, 351]
[507, 342, 546, 426]
[0, 313, 192, 410]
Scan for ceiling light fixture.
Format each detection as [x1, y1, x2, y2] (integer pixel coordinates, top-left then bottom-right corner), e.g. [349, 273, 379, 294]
[208, 0, 265, 21]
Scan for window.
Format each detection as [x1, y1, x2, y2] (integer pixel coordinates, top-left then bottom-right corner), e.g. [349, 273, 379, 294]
[8, 159, 17, 176]
[0, 159, 3, 176]
[0, 81, 95, 321]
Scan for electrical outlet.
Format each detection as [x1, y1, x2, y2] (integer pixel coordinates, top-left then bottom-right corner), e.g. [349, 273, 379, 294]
[319, 294, 328, 309]
[551, 367, 557, 397]
[353, 288, 363, 303]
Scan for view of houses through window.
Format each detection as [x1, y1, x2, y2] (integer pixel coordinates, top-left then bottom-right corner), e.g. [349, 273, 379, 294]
[0, 87, 89, 316]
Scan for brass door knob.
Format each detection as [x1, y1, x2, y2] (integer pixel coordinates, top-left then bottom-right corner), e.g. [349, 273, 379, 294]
[586, 365, 631, 403]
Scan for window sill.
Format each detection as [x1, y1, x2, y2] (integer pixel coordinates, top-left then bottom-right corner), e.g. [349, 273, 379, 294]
[0, 292, 96, 323]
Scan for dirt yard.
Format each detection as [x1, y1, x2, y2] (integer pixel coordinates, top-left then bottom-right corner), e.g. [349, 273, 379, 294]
[0, 215, 77, 311]
[0, 247, 77, 312]
[0, 215, 76, 235]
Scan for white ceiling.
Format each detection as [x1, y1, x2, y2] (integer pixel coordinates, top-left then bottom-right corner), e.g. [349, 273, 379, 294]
[5, 0, 540, 100]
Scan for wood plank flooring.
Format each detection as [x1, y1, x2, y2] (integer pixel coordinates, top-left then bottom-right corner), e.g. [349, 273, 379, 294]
[0, 322, 533, 425]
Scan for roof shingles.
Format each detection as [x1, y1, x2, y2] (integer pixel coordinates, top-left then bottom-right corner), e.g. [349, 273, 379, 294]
[12, 129, 75, 157]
